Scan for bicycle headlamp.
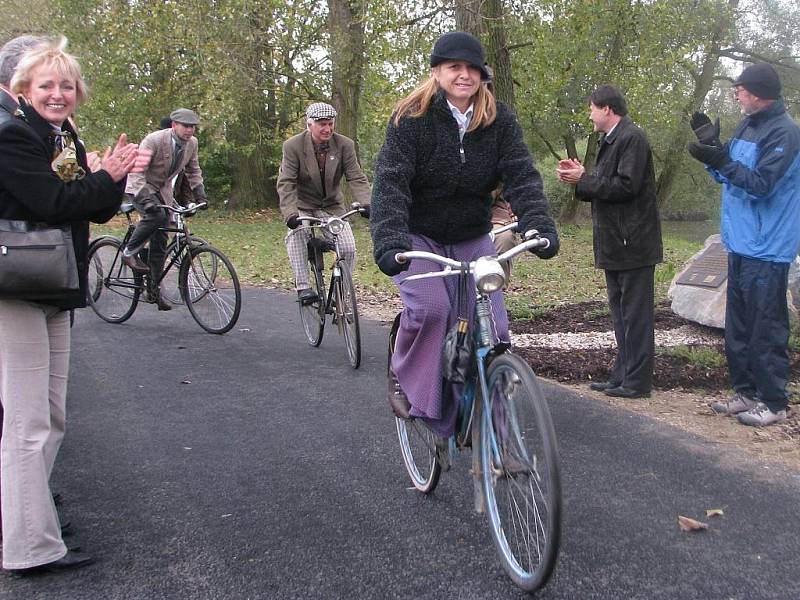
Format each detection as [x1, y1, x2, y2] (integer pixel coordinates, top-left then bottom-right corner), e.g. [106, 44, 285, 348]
[328, 218, 345, 235]
[474, 257, 505, 293]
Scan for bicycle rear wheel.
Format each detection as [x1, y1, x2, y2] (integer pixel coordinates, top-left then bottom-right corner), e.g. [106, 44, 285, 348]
[480, 353, 561, 592]
[180, 244, 241, 334]
[161, 236, 210, 305]
[335, 262, 361, 368]
[86, 237, 140, 323]
[299, 252, 325, 347]
[391, 313, 441, 493]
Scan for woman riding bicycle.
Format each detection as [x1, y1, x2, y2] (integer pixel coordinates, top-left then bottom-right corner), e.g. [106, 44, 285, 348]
[370, 31, 559, 439]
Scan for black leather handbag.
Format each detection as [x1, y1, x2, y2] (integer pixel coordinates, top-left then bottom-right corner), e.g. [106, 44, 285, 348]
[442, 264, 475, 383]
[0, 220, 79, 298]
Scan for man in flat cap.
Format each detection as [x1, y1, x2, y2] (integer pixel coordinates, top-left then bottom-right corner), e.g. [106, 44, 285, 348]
[277, 102, 371, 303]
[122, 108, 208, 310]
[688, 63, 800, 427]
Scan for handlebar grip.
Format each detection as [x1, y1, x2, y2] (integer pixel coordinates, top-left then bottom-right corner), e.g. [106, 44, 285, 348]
[395, 252, 408, 264]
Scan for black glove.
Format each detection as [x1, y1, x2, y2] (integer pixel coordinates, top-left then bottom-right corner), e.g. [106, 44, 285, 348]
[142, 194, 162, 215]
[377, 249, 410, 276]
[532, 232, 559, 260]
[191, 184, 208, 208]
[690, 112, 721, 147]
[286, 214, 302, 229]
[359, 205, 371, 219]
[688, 142, 729, 169]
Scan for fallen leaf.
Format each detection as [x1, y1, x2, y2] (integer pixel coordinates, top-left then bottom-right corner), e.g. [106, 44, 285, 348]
[678, 515, 708, 532]
[706, 509, 724, 517]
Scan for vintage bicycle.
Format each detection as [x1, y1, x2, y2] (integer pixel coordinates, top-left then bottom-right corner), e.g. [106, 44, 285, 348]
[296, 203, 366, 369]
[86, 201, 242, 334]
[389, 226, 562, 592]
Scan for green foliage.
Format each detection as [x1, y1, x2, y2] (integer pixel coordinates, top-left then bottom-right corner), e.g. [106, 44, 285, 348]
[658, 345, 726, 369]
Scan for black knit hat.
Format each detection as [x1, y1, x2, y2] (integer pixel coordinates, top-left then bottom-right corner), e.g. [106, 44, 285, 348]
[430, 31, 490, 81]
[732, 63, 781, 100]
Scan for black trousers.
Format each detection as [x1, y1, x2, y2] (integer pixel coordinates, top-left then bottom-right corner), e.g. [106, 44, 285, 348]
[725, 253, 790, 412]
[605, 265, 655, 393]
[126, 199, 170, 279]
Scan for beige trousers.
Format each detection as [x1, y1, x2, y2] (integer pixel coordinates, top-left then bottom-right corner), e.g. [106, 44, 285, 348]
[0, 300, 69, 569]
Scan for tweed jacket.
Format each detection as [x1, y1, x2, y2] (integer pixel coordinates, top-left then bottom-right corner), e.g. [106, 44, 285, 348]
[575, 116, 663, 271]
[126, 127, 203, 204]
[277, 131, 371, 221]
[370, 91, 555, 261]
[0, 103, 122, 308]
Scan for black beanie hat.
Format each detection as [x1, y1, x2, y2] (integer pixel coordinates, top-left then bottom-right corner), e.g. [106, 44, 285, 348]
[732, 63, 781, 100]
[430, 31, 490, 81]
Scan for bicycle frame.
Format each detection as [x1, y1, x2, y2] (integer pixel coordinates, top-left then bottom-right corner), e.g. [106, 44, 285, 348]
[397, 228, 549, 511]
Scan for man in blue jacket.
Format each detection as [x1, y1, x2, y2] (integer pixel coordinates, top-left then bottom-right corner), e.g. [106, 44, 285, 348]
[688, 63, 800, 426]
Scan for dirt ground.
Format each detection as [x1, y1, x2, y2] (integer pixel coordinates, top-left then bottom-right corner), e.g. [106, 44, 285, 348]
[361, 298, 800, 471]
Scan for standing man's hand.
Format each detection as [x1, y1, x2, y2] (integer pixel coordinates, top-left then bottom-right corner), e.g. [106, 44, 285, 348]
[687, 142, 729, 169]
[556, 158, 585, 185]
[690, 112, 721, 147]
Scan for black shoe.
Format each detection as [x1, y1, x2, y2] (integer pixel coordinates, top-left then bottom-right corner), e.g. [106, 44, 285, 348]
[155, 294, 172, 311]
[121, 253, 149, 274]
[604, 385, 650, 399]
[10, 550, 94, 575]
[434, 436, 451, 472]
[589, 381, 618, 392]
[388, 369, 411, 419]
[297, 288, 318, 305]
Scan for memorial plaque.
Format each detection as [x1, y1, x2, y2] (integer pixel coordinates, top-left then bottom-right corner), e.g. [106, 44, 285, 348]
[675, 242, 728, 288]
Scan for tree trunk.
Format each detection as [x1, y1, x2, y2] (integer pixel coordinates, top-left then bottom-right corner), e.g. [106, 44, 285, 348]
[656, 0, 739, 207]
[454, 0, 484, 35]
[482, 0, 515, 111]
[328, 0, 366, 154]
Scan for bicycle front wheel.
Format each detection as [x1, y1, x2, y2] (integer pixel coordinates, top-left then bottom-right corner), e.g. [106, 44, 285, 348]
[480, 353, 561, 592]
[161, 236, 210, 305]
[390, 313, 441, 493]
[299, 253, 325, 347]
[86, 237, 140, 323]
[180, 245, 241, 334]
[335, 262, 361, 368]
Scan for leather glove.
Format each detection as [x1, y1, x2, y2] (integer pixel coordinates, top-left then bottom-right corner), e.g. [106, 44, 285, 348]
[191, 184, 208, 209]
[377, 249, 411, 277]
[688, 142, 729, 169]
[286, 214, 302, 229]
[690, 112, 721, 147]
[359, 204, 371, 219]
[141, 194, 162, 215]
[532, 231, 559, 260]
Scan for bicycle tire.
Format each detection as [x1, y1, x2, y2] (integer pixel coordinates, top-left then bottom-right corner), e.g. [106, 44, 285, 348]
[335, 261, 361, 369]
[298, 251, 325, 347]
[480, 353, 561, 592]
[160, 236, 211, 305]
[86, 237, 140, 323]
[180, 244, 242, 334]
[391, 313, 441, 493]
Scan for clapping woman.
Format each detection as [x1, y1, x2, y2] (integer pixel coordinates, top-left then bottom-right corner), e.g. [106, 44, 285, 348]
[0, 38, 148, 573]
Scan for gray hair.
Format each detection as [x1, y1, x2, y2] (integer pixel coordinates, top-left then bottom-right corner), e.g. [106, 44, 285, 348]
[0, 35, 46, 86]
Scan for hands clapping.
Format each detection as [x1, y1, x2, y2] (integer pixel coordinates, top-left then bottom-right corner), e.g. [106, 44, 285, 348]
[556, 158, 584, 185]
[99, 134, 153, 182]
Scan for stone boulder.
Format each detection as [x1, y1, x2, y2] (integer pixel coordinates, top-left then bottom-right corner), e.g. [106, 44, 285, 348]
[668, 234, 800, 330]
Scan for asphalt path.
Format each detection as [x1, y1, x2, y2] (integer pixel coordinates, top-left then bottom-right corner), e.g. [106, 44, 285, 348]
[1, 287, 799, 599]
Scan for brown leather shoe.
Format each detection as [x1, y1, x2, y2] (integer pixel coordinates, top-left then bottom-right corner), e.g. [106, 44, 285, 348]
[122, 253, 149, 273]
[388, 369, 411, 419]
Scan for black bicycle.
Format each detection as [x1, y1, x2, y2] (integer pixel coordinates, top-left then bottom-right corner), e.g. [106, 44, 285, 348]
[296, 204, 365, 368]
[87, 201, 242, 334]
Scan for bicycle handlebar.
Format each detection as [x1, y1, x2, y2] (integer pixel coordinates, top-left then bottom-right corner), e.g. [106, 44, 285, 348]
[297, 203, 365, 230]
[396, 230, 548, 283]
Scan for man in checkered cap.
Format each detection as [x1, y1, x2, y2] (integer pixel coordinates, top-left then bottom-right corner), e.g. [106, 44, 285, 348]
[277, 101, 371, 303]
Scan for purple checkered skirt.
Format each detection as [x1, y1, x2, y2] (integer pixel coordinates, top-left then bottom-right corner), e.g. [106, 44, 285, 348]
[391, 233, 510, 437]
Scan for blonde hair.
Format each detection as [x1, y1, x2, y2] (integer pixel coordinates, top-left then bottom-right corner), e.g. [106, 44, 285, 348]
[393, 68, 497, 131]
[10, 37, 87, 105]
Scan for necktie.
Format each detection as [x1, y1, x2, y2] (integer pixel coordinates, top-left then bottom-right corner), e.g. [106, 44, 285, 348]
[170, 142, 184, 175]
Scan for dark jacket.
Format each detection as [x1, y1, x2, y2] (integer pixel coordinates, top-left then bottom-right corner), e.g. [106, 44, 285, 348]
[576, 116, 662, 270]
[370, 91, 555, 260]
[0, 89, 18, 125]
[0, 103, 122, 309]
